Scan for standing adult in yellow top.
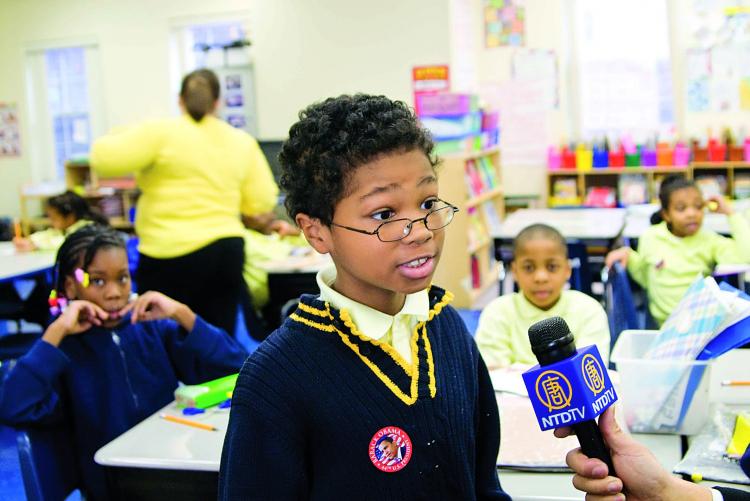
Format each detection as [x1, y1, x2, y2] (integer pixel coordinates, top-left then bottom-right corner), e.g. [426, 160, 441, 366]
[90, 69, 278, 336]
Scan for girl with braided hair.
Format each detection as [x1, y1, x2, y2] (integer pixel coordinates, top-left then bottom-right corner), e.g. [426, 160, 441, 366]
[0, 224, 247, 500]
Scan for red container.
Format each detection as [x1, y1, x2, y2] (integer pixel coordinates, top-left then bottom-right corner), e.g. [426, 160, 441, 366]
[692, 146, 708, 162]
[562, 148, 577, 169]
[609, 149, 625, 168]
[728, 146, 744, 161]
[708, 141, 726, 162]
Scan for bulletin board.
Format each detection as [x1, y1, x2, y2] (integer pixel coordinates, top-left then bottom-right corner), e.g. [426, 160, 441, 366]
[484, 0, 525, 47]
[685, 2, 750, 112]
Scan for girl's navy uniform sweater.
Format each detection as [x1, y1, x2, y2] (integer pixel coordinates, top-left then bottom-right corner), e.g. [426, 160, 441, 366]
[219, 287, 511, 500]
[0, 314, 247, 500]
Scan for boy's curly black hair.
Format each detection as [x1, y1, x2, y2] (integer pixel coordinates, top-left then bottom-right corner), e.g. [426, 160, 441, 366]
[278, 94, 439, 225]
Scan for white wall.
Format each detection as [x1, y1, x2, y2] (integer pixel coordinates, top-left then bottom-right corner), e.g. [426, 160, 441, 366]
[472, 0, 572, 198]
[0, 0, 451, 216]
[1, 0, 744, 217]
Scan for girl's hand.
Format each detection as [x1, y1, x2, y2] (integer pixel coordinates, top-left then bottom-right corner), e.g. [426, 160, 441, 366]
[268, 219, 300, 237]
[605, 247, 631, 269]
[706, 194, 733, 215]
[43, 300, 108, 346]
[12, 237, 36, 252]
[122, 291, 196, 331]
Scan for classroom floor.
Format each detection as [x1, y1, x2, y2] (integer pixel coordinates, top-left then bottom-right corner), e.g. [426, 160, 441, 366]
[0, 308, 482, 499]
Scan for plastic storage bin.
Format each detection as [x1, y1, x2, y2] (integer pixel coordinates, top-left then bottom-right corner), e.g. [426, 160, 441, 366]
[610, 330, 712, 435]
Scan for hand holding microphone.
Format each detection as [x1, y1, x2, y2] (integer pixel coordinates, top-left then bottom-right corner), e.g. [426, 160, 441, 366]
[522, 316, 617, 476]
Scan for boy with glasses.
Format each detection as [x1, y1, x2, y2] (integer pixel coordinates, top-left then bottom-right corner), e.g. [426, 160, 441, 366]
[219, 94, 510, 500]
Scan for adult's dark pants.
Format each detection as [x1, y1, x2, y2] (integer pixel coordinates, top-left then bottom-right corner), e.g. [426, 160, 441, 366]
[136, 237, 245, 337]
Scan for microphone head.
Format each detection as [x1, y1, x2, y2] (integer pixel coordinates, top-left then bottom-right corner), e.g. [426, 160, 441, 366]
[528, 316, 575, 357]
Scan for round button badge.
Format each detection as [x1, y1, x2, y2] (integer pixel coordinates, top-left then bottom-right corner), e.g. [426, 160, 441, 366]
[368, 426, 412, 473]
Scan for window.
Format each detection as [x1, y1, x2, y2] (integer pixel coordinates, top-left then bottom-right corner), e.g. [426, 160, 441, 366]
[573, 0, 675, 143]
[46, 48, 92, 176]
[25, 43, 103, 181]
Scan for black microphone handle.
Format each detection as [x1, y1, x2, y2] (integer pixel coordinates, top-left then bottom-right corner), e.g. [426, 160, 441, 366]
[571, 420, 616, 477]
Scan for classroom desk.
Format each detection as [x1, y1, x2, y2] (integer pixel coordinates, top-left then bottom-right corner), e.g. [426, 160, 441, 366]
[493, 208, 627, 241]
[94, 401, 692, 501]
[500, 433, 682, 501]
[0, 242, 55, 283]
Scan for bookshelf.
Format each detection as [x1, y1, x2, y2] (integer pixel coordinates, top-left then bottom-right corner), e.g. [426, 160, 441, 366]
[19, 160, 138, 234]
[433, 146, 504, 309]
[547, 162, 750, 206]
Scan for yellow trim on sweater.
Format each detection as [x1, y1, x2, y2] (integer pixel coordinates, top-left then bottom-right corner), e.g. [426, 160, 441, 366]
[289, 289, 452, 405]
[288, 313, 335, 332]
[339, 308, 415, 377]
[296, 302, 330, 318]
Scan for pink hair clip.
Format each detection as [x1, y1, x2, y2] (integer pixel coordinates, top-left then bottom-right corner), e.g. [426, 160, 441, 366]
[74, 268, 90, 287]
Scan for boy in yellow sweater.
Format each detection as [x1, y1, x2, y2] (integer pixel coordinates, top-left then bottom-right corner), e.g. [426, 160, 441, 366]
[475, 223, 610, 368]
[606, 175, 750, 325]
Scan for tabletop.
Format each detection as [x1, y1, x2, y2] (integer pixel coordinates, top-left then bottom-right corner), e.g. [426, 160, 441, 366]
[0, 242, 56, 283]
[494, 208, 627, 240]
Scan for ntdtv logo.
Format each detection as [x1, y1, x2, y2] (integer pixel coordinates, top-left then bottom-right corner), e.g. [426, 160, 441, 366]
[523, 345, 617, 431]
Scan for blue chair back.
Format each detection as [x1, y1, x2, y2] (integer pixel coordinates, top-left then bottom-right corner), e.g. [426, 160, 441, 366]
[567, 241, 592, 296]
[126, 237, 139, 292]
[16, 424, 80, 501]
[603, 262, 640, 350]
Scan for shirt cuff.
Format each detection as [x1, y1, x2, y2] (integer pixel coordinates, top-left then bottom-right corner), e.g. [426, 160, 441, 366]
[711, 488, 724, 501]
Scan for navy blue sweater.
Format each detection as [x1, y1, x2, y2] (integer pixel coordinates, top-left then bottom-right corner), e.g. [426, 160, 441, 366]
[219, 287, 510, 500]
[0, 314, 247, 500]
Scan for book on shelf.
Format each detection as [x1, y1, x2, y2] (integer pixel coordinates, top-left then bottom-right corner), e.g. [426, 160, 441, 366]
[477, 156, 498, 189]
[481, 201, 503, 235]
[735, 174, 750, 199]
[695, 175, 727, 198]
[470, 255, 481, 289]
[618, 174, 648, 206]
[551, 178, 578, 204]
[464, 160, 486, 197]
[584, 186, 616, 208]
[467, 207, 489, 248]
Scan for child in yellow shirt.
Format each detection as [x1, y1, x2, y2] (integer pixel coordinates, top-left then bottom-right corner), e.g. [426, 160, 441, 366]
[606, 175, 750, 325]
[13, 190, 107, 252]
[475, 223, 610, 369]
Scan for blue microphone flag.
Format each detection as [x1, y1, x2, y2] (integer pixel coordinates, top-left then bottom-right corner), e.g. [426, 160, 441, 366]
[522, 344, 617, 431]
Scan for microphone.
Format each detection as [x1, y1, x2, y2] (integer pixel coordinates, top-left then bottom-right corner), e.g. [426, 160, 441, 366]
[522, 316, 617, 476]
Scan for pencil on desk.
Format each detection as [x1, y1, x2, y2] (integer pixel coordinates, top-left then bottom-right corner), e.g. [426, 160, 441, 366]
[721, 380, 750, 387]
[159, 413, 217, 431]
[13, 219, 21, 239]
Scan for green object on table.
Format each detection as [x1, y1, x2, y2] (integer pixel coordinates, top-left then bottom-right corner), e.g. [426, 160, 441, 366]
[174, 373, 238, 409]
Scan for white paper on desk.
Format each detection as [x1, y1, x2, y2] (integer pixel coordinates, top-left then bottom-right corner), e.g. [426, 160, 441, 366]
[497, 394, 576, 470]
[490, 367, 530, 397]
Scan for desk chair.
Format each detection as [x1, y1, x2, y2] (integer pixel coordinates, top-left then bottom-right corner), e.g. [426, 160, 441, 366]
[602, 262, 641, 352]
[125, 237, 139, 293]
[16, 423, 80, 501]
[567, 241, 592, 296]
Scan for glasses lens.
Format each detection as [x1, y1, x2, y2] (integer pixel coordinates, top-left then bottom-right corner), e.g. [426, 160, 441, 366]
[426, 205, 455, 230]
[378, 220, 410, 242]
